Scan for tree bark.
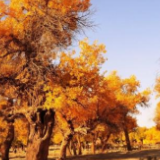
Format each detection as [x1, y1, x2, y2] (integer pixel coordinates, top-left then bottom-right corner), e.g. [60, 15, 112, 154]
[58, 125, 73, 160]
[25, 109, 55, 160]
[0, 122, 14, 160]
[124, 128, 132, 151]
[76, 134, 82, 155]
[101, 134, 111, 153]
[71, 140, 77, 156]
[59, 134, 71, 160]
[140, 138, 143, 145]
[92, 139, 96, 154]
[58, 120, 88, 159]
[66, 143, 72, 156]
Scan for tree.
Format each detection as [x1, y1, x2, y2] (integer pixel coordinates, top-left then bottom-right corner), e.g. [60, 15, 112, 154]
[44, 39, 106, 159]
[144, 127, 160, 144]
[14, 118, 28, 147]
[154, 77, 160, 130]
[101, 72, 150, 151]
[0, 97, 15, 160]
[0, 0, 91, 160]
[130, 127, 147, 146]
[154, 102, 160, 130]
[115, 74, 150, 151]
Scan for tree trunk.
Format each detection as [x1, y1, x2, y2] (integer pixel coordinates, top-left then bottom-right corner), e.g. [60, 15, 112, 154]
[140, 138, 143, 145]
[92, 140, 96, 154]
[58, 120, 74, 160]
[101, 134, 111, 153]
[71, 141, 77, 156]
[26, 109, 55, 160]
[124, 128, 132, 151]
[58, 130, 73, 160]
[0, 122, 14, 160]
[76, 135, 82, 155]
[66, 143, 72, 156]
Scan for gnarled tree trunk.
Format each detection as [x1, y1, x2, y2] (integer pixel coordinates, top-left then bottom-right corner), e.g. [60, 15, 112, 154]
[66, 142, 72, 156]
[71, 140, 77, 156]
[26, 109, 55, 160]
[1, 121, 14, 160]
[101, 133, 111, 153]
[58, 121, 73, 160]
[58, 120, 89, 160]
[59, 134, 72, 160]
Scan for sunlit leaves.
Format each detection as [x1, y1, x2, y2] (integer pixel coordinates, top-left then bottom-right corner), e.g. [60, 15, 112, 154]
[0, 117, 8, 144]
[48, 0, 91, 13]
[153, 77, 160, 129]
[44, 39, 107, 128]
[0, 0, 91, 47]
[14, 119, 28, 145]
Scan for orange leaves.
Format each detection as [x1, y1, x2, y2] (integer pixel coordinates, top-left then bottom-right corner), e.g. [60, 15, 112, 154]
[154, 102, 160, 130]
[122, 75, 140, 93]
[155, 77, 160, 98]
[101, 71, 150, 127]
[64, 40, 105, 86]
[52, 130, 63, 144]
[60, 39, 106, 71]
[79, 39, 107, 67]
[112, 73, 149, 110]
[14, 119, 28, 145]
[44, 39, 107, 124]
[59, 39, 106, 90]
[105, 71, 121, 91]
[154, 77, 160, 129]
[0, 98, 7, 110]
[48, 0, 91, 13]
[0, 1, 7, 15]
[66, 87, 83, 101]
[153, 77, 160, 130]
[44, 85, 66, 109]
[0, 117, 8, 144]
[47, 38, 150, 130]
[0, 0, 91, 56]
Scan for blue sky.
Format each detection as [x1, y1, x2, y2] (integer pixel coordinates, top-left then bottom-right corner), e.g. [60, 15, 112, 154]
[77, 0, 160, 128]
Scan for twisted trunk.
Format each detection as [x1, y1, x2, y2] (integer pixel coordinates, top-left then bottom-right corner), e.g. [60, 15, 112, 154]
[58, 123, 73, 160]
[66, 142, 72, 156]
[101, 133, 111, 153]
[26, 109, 55, 160]
[71, 140, 77, 156]
[0, 122, 14, 160]
[59, 134, 72, 160]
[58, 119, 89, 159]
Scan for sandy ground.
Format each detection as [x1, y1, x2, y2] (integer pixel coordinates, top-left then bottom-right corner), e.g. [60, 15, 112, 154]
[66, 149, 160, 160]
[1, 148, 160, 160]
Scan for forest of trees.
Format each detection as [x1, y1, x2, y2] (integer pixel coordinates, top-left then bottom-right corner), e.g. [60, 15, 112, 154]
[0, 0, 160, 160]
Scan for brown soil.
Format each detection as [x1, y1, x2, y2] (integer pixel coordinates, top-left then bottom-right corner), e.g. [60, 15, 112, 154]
[65, 149, 160, 160]
[1, 149, 160, 160]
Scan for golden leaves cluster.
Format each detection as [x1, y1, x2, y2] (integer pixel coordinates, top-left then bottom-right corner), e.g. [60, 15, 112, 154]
[43, 39, 150, 132]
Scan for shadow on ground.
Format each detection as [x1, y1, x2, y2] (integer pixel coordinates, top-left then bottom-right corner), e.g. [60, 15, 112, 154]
[1, 149, 160, 160]
[51, 149, 160, 160]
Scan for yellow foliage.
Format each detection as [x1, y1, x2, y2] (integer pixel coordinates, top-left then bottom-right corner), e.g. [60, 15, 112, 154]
[0, 0, 91, 39]
[14, 119, 28, 145]
[52, 131, 63, 144]
[0, 118, 8, 144]
[44, 39, 107, 125]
